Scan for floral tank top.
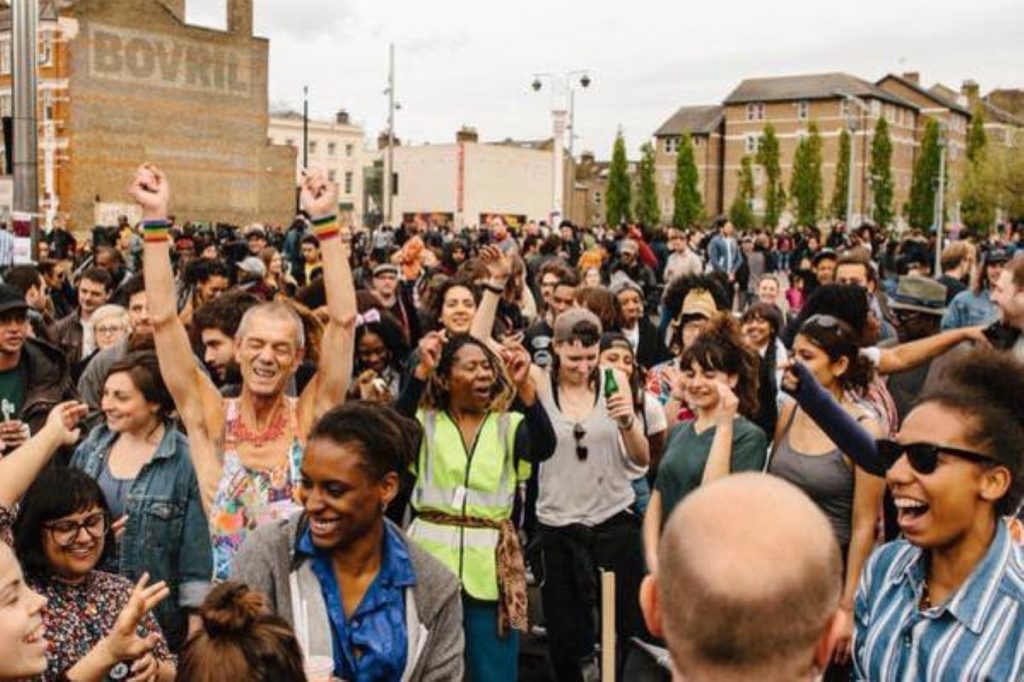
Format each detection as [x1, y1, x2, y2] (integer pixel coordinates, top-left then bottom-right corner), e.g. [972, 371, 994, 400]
[210, 397, 304, 580]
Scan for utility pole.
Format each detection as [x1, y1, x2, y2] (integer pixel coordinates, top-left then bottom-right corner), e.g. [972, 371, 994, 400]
[302, 85, 309, 168]
[934, 125, 947, 276]
[12, 0, 39, 259]
[532, 70, 591, 226]
[845, 119, 857, 230]
[385, 43, 396, 226]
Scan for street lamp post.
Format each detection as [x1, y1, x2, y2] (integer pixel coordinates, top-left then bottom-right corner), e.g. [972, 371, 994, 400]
[532, 70, 591, 226]
[384, 43, 396, 226]
[934, 124, 947, 276]
[12, 0, 39, 260]
[836, 91, 870, 230]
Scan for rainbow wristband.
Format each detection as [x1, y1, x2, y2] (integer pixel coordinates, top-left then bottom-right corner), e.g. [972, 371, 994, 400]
[142, 219, 171, 243]
[311, 214, 340, 241]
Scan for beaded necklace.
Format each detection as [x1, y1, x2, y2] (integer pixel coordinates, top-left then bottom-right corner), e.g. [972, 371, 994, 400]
[232, 404, 289, 448]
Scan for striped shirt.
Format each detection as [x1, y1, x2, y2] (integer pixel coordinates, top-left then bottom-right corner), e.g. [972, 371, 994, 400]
[853, 522, 1024, 681]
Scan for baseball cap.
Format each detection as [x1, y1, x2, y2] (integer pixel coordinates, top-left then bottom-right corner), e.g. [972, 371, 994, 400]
[553, 308, 603, 343]
[0, 284, 29, 316]
[244, 224, 267, 240]
[609, 275, 643, 298]
[889, 276, 947, 316]
[236, 257, 267, 278]
[987, 248, 1012, 264]
[680, 289, 717, 321]
[372, 263, 400, 278]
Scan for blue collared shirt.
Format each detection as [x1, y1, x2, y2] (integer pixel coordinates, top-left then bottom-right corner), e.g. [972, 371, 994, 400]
[296, 521, 415, 681]
[854, 522, 1024, 681]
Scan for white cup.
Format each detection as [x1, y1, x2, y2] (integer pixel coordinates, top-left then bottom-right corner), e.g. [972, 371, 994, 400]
[304, 655, 335, 682]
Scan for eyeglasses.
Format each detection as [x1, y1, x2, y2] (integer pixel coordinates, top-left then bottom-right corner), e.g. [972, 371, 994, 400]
[43, 512, 109, 547]
[876, 439, 994, 475]
[95, 325, 125, 335]
[573, 423, 588, 461]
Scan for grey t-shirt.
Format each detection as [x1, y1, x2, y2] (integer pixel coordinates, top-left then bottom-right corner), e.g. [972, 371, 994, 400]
[536, 373, 637, 527]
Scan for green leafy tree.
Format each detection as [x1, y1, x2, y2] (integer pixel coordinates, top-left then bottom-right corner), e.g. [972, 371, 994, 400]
[635, 141, 660, 227]
[729, 155, 755, 230]
[790, 122, 823, 226]
[830, 128, 851, 221]
[870, 117, 894, 227]
[961, 106, 995, 236]
[672, 132, 703, 227]
[756, 123, 784, 228]
[908, 118, 942, 229]
[606, 129, 632, 226]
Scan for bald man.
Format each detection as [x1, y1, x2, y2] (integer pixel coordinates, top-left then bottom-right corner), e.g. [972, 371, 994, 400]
[640, 473, 842, 681]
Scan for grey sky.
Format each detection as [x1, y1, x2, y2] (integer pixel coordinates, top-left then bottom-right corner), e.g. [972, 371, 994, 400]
[187, 0, 1023, 159]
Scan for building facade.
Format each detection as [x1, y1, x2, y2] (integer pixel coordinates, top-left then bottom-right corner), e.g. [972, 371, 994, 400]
[389, 128, 571, 230]
[268, 109, 365, 227]
[0, 0, 295, 231]
[652, 104, 724, 223]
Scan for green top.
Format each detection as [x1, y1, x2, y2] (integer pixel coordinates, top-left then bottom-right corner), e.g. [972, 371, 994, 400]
[0, 360, 27, 421]
[655, 416, 768, 525]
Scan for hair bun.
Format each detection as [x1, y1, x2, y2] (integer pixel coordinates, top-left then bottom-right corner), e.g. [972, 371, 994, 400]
[199, 582, 266, 638]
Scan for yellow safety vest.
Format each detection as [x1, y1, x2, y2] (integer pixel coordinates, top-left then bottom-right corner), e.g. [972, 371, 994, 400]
[408, 409, 528, 601]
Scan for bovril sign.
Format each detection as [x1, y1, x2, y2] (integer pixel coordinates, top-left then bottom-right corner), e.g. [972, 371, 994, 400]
[86, 23, 251, 97]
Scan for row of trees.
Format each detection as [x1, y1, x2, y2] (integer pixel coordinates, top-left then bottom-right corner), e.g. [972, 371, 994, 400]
[607, 110, 1023, 233]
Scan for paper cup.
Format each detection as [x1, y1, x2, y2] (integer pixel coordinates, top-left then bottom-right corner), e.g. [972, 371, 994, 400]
[304, 656, 335, 682]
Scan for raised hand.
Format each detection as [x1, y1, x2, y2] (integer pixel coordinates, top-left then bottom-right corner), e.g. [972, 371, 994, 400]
[43, 401, 89, 446]
[414, 331, 447, 381]
[712, 381, 739, 425]
[100, 573, 169, 664]
[299, 168, 338, 217]
[479, 244, 512, 282]
[127, 164, 169, 221]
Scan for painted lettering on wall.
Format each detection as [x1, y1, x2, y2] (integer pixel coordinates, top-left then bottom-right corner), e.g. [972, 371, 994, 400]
[88, 23, 250, 96]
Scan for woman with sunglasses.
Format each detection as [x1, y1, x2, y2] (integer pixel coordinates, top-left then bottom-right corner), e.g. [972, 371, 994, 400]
[854, 348, 1024, 680]
[395, 331, 554, 682]
[12, 466, 175, 681]
[70, 352, 212, 652]
[768, 313, 886, 678]
[643, 314, 767, 571]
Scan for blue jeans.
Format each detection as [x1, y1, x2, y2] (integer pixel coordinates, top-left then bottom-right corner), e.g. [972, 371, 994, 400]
[463, 597, 519, 682]
[631, 477, 651, 517]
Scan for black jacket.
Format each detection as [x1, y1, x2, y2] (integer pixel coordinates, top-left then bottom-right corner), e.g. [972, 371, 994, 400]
[635, 317, 672, 371]
[18, 338, 77, 436]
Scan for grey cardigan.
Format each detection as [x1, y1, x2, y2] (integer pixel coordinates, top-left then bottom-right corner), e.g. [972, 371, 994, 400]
[231, 513, 464, 682]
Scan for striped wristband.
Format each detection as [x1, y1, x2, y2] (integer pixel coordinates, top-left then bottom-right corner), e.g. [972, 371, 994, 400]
[142, 219, 171, 243]
[311, 214, 340, 241]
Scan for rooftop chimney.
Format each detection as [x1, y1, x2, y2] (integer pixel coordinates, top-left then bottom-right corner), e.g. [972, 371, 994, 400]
[228, 0, 253, 36]
[456, 126, 478, 143]
[336, 109, 350, 125]
[902, 72, 920, 86]
[961, 80, 980, 102]
[377, 131, 400, 149]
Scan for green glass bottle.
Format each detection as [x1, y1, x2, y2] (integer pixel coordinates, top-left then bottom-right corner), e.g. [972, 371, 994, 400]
[603, 367, 619, 398]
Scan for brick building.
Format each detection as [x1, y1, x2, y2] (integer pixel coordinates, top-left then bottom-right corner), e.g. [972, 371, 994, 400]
[0, 0, 295, 230]
[653, 104, 724, 221]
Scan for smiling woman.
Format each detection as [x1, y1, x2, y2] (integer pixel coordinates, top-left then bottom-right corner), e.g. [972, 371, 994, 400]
[0, 543, 48, 681]
[231, 401, 466, 682]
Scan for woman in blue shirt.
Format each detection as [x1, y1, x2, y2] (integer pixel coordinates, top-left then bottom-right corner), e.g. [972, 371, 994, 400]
[231, 401, 465, 682]
[71, 351, 212, 651]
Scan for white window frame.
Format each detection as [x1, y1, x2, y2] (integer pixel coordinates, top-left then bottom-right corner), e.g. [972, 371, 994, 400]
[39, 31, 52, 67]
[664, 137, 680, 154]
[745, 134, 759, 154]
[746, 102, 765, 121]
[797, 100, 809, 120]
[344, 171, 354, 195]
[839, 99, 850, 118]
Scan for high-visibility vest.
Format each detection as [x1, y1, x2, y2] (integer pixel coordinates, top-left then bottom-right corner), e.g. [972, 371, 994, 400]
[408, 409, 527, 601]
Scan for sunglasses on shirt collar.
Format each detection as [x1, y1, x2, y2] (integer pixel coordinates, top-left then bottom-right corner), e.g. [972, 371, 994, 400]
[573, 423, 588, 461]
[876, 438, 995, 475]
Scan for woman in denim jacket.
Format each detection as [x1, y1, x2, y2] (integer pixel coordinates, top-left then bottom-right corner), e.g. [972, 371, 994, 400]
[71, 351, 212, 651]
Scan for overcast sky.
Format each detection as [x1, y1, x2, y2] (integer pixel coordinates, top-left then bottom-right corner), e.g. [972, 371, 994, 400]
[186, 0, 1023, 159]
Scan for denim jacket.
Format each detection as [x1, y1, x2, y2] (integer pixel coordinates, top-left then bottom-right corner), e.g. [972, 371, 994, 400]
[941, 288, 997, 331]
[71, 422, 212, 650]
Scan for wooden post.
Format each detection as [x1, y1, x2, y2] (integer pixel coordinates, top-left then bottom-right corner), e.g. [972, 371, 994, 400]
[601, 570, 616, 682]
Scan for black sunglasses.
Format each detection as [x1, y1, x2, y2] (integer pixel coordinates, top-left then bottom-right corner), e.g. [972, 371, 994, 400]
[573, 423, 588, 461]
[876, 439, 994, 475]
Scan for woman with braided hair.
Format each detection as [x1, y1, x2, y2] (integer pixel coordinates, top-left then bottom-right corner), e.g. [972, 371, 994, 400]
[394, 330, 555, 682]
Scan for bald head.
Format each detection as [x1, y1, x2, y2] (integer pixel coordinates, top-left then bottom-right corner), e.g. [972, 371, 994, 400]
[657, 473, 841, 680]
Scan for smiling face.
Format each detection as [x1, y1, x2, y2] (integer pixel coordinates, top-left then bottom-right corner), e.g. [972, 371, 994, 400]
[741, 316, 772, 350]
[440, 285, 476, 334]
[0, 545, 48, 679]
[682, 361, 737, 413]
[41, 505, 106, 582]
[445, 343, 497, 412]
[299, 438, 395, 551]
[756, 278, 779, 304]
[235, 312, 303, 397]
[887, 402, 1009, 549]
[101, 371, 158, 435]
[554, 339, 599, 384]
[357, 330, 390, 375]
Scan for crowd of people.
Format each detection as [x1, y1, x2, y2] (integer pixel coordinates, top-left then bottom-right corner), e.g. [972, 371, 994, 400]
[0, 162, 1022, 681]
